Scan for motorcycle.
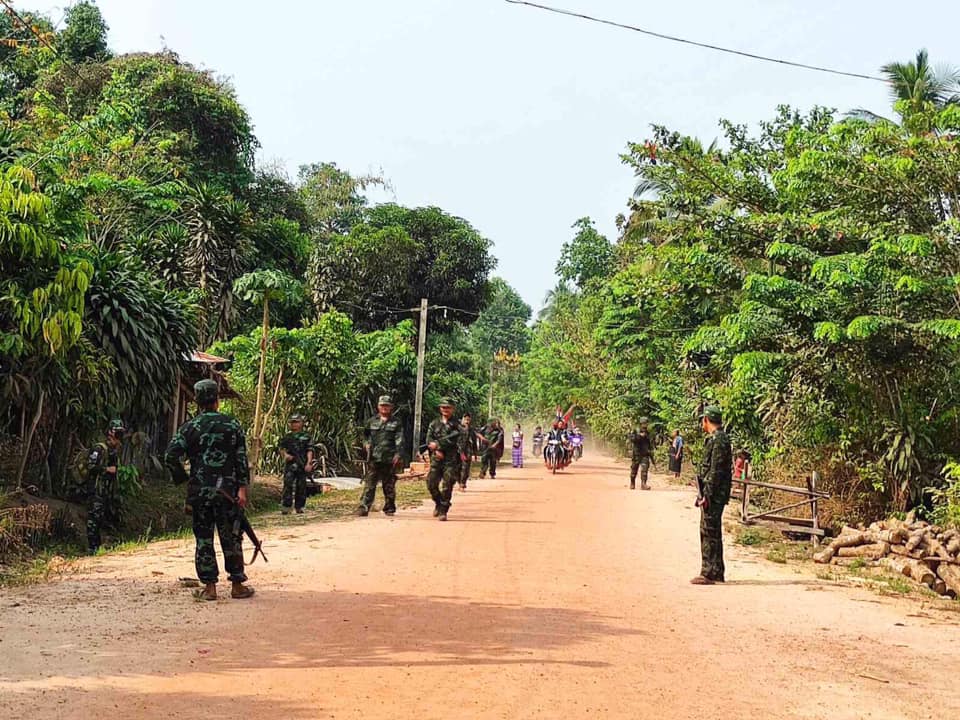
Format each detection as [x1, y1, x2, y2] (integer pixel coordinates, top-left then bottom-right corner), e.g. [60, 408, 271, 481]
[544, 439, 564, 474]
[532, 435, 544, 458]
[570, 434, 583, 461]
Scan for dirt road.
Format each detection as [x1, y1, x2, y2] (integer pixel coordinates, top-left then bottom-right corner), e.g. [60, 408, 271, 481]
[2, 454, 959, 719]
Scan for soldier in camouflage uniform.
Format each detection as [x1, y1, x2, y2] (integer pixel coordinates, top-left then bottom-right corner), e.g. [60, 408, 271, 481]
[477, 419, 503, 479]
[458, 412, 478, 490]
[425, 397, 463, 521]
[165, 379, 255, 601]
[85, 419, 124, 554]
[279, 414, 315, 515]
[692, 405, 733, 585]
[358, 395, 404, 516]
[628, 419, 654, 490]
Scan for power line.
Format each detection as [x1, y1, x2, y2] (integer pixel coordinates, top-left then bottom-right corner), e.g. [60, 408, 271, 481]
[504, 0, 886, 83]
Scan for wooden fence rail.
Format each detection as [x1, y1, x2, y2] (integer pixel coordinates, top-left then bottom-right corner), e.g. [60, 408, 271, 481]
[736, 471, 828, 546]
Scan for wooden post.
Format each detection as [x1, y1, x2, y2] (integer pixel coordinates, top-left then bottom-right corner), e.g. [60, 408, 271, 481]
[809, 471, 821, 548]
[412, 298, 428, 451]
[740, 476, 749, 523]
[487, 360, 494, 418]
[249, 296, 271, 474]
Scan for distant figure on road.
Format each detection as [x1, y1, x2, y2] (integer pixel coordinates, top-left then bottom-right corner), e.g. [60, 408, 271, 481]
[669, 429, 684, 479]
[692, 406, 732, 585]
[358, 395, 404, 517]
[511, 424, 524, 468]
[532, 425, 544, 458]
[478, 418, 504, 479]
[458, 412, 478, 490]
[628, 419, 654, 490]
[425, 397, 462, 521]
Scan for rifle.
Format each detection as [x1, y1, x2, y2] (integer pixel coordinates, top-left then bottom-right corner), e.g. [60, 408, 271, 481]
[217, 489, 268, 565]
[695, 474, 705, 508]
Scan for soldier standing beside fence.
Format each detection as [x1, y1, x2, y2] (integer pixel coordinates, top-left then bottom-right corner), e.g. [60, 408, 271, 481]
[692, 405, 732, 585]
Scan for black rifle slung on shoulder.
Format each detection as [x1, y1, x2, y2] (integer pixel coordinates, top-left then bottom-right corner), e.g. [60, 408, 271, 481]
[695, 473, 704, 507]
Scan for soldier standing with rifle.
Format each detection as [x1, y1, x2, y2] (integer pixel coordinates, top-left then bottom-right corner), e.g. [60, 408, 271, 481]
[458, 412, 478, 491]
[85, 419, 124, 554]
[692, 405, 733, 585]
[477, 418, 503, 479]
[425, 397, 463, 521]
[279, 414, 314, 515]
[628, 418, 655, 490]
[357, 395, 404, 516]
[165, 379, 255, 601]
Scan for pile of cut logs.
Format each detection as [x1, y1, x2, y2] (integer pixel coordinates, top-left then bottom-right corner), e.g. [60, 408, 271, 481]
[813, 517, 960, 599]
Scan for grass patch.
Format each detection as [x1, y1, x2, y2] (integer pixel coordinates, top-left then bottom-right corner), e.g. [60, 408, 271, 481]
[735, 525, 778, 547]
[765, 546, 788, 564]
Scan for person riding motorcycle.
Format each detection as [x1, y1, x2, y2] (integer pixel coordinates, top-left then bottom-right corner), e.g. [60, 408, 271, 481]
[569, 424, 584, 460]
[557, 420, 573, 466]
[543, 422, 565, 467]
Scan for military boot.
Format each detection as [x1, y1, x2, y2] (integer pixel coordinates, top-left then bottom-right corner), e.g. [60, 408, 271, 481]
[231, 581, 255, 599]
[194, 583, 217, 601]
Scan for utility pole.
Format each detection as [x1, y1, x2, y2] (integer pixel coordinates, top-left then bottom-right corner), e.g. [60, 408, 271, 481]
[412, 298, 428, 450]
[488, 359, 495, 418]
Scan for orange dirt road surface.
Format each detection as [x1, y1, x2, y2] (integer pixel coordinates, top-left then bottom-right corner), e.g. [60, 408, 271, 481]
[2, 453, 959, 719]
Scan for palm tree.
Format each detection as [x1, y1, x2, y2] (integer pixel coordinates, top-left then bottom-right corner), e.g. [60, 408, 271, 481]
[851, 49, 960, 128]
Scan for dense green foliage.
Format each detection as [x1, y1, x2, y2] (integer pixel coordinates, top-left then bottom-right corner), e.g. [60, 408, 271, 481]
[0, 4, 500, 529]
[524, 85, 960, 521]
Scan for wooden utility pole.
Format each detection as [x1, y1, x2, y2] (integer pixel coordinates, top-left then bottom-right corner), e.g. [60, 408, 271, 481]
[412, 298, 429, 450]
[488, 360, 494, 418]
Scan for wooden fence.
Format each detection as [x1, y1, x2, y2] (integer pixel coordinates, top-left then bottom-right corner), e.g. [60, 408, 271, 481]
[735, 471, 829, 546]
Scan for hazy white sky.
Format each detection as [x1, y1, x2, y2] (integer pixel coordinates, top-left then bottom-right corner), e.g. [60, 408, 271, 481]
[27, 1, 960, 309]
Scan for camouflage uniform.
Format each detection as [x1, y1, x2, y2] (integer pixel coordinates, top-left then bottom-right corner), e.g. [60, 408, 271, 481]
[629, 427, 653, 489]
[698, 423, 732, 582]
[360, 408, 404, 514]
[165, 393, 250, 585]
[478, 423, 503, 479]
[85, 440, 118, 552]
[425, 411, 462, 516]
[458, 421, 478, 489]
[279, 425, 313, 512]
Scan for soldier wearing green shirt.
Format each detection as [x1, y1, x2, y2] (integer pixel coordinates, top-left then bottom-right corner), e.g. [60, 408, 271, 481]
[458, 412, 478, 490]
[165, 379, 255, 601]
[85, 419, 124, 554]
[425, 397, 463, 521]
[692, 405, 733, 585]
[279, 414, 314, 515]
[478, 419, 503, 479]
[358, 395, 404, 516]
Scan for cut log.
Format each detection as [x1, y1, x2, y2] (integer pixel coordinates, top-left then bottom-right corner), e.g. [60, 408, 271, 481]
[868, 528, 909, 545]
[813, 547, 836, 564]
[837, 542, 890, 560]
[939, 563, 960, 597]
[946, 537, 960, 557]
[904, 559, 936, 588]
[879, 557, 912, 577]
[815, 531, 871, 563]
[934, 579, 948, 596]
[926, 536, 953, 561]
[905, 530, 927, 553]
[889, 544, 910, 556]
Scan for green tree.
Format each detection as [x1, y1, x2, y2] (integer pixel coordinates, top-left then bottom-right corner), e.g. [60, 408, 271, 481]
[556, 217, 615, 290]
[59, 1, 111, 64]
[469, 278, 532, 357]
[233, 269, 305, 470]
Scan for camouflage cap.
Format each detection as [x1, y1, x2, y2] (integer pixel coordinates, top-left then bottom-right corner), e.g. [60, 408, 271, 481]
[438, 396, 456, 408]
[702, 405, 723, 424]
[107, 418, 125, 434]
[377, 395, 394, 406]
[289, 413, 306, 423]
[194, 378, 219, 405]
[638, 416, 650, 425]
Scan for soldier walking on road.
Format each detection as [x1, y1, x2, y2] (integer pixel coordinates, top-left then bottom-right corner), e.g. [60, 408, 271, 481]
[478, 419, 504, 479]
[458, 412, 478, 491]
[358, 395, 404, 516]
[165, 379, 255, 601]
[425, 397, 463, 521]
[85, 419, 124, 554]
[692, 405, 733, 585]
[628, 419, 654, 490]
[279, 414, 315, 515]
